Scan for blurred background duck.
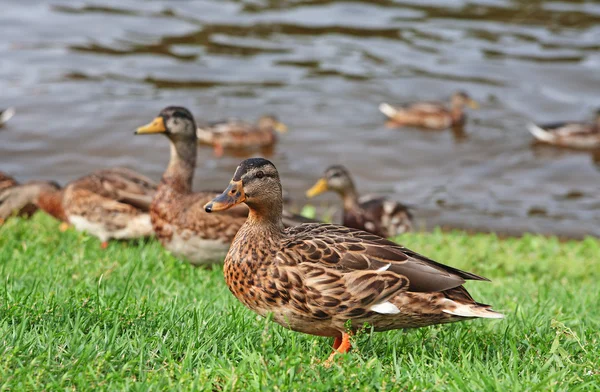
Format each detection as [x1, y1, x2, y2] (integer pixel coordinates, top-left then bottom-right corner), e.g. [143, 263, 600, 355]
[306, 165, 413, 238]
[204, 158, 502, 364]
[379, 91, 478, 130]
[137, 107, 313, 265]
[527, 109, 600, 149]
[136, 107, 250, 265]
[0, 107, 15, 127]
[0, 173, 59, 224]
[197, 115, 287, 156]
[0, 168, 157, 247]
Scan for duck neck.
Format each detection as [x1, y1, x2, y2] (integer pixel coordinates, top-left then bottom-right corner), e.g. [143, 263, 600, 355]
[339, 183, 360, 211]
[161, 136, 197, 194]
[450, 102, 465, 124]
[237, 196, 286, 245]
[37, 187, 67, 222]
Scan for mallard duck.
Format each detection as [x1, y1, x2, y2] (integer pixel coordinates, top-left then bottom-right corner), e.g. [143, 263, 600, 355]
[136, 107, 250, 264]
[306, 165, 413, 237]
[527, 109, 600, 149]
[61, 168, 157, 247]
[204, 158, 503, 364]
[0, 178, 60, 223]
[137, 107, 314, 265]
[0, 107, 15, 127]
[0, 168, 157, 246]
[197, 115, 287, 156]
[379, 91, 478, 130]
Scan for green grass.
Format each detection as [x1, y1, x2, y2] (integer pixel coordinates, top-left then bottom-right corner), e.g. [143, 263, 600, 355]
[1, 214, 599, 391]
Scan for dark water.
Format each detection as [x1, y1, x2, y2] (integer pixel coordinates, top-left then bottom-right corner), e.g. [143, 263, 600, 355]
[1, 0, 600, 238]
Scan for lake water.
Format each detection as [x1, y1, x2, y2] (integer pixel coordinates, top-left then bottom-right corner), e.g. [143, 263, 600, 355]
[1, 0, 600, 238]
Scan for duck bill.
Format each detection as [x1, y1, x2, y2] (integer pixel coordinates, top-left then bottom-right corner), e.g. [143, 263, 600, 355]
[274, 122, 288, 133]
[135, 117, 166, 134]
[468, 99, 479, 110]
[204, 181, 246, 212]
[306, 178, 328, 198]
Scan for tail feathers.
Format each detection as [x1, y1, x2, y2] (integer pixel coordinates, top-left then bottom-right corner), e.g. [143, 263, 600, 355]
[442, 299, 504, 319]
[0, 107, 15, 124]
[527, 123, 556, 142]
[379, 103, 399, 119]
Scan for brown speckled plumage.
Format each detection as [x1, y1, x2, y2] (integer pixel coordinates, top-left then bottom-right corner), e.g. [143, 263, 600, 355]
[60, 168, 157, 242]
[307, 165, 412, 238]
[207, 158, 503, 355]
[380, 91, 478, 130]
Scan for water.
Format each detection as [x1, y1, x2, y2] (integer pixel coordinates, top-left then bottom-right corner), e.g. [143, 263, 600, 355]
[1, 0, 600, 238]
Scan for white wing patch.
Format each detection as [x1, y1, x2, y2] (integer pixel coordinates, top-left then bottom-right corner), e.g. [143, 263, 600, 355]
[376, 263, 391, 272]
[370, 301, 400, 314]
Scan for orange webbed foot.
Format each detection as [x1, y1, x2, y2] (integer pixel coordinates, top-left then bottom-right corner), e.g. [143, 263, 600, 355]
[59, 222, 70, 232]
[100, 241, 109, 249]
[324, 332, 352, 367]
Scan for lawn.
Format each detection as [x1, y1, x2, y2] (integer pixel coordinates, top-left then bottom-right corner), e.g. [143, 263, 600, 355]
[1, 214, 598, 391]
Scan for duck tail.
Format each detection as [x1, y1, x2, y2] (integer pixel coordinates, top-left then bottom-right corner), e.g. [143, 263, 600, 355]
[440, 286, 504, 319]
[0, 107, 15, 125]
[527, 123, 555, 142]
[379, 103, 398, 119]
[442, 301, 504, 319]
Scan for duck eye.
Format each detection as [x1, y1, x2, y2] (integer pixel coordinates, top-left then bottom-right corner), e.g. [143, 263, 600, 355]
[255, 171, 265, 179]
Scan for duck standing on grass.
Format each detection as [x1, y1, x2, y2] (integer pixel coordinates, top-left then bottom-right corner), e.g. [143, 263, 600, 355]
[197, 115, 287, 157]
[0, 175, 60, 224]
[527, 109, 600, 149]
[136, 107, 248, 265]
[204, 158, 503, 365]
[379, 91, 478, 130]
[0, 168, 157, 247]
[136, 107, 316, 265]
[306, 165, 413, 237]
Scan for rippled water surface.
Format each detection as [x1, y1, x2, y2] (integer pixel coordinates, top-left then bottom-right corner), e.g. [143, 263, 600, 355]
[2, 0, 600, 237]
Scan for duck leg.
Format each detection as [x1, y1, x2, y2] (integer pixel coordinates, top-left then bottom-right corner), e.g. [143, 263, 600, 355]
[325, 332, 352, 366]
[101, 241, 109, 249]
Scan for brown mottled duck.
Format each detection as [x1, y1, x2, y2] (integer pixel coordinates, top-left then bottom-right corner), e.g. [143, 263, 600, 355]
[204, 158, 503, 364]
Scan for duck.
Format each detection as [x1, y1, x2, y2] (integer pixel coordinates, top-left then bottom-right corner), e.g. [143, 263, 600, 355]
[527, 109, 600, 149]
[197, 115, 287, 156]
[0, 107, 15, 127]
[0, 176, 59, 223]
[0, 168, 157, 247]
[379, 91, 479, 130]
[136, 107, 313, 264]
[306, 165, 413, 237]
[135, 107, 251, 264]
[60, 168, 157, 247]
[204, 158, 503, 364]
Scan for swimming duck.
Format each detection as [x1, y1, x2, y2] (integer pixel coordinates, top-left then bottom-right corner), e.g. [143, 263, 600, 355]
[0, 168, 157, 246]
[0, 107, 15, 127]
[197, 115, 287, 156]
[379, 91, 478, 130]
[204, 158, 503, 364]
[306, 165, 413, 237]
[527, 109, 600, 149]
